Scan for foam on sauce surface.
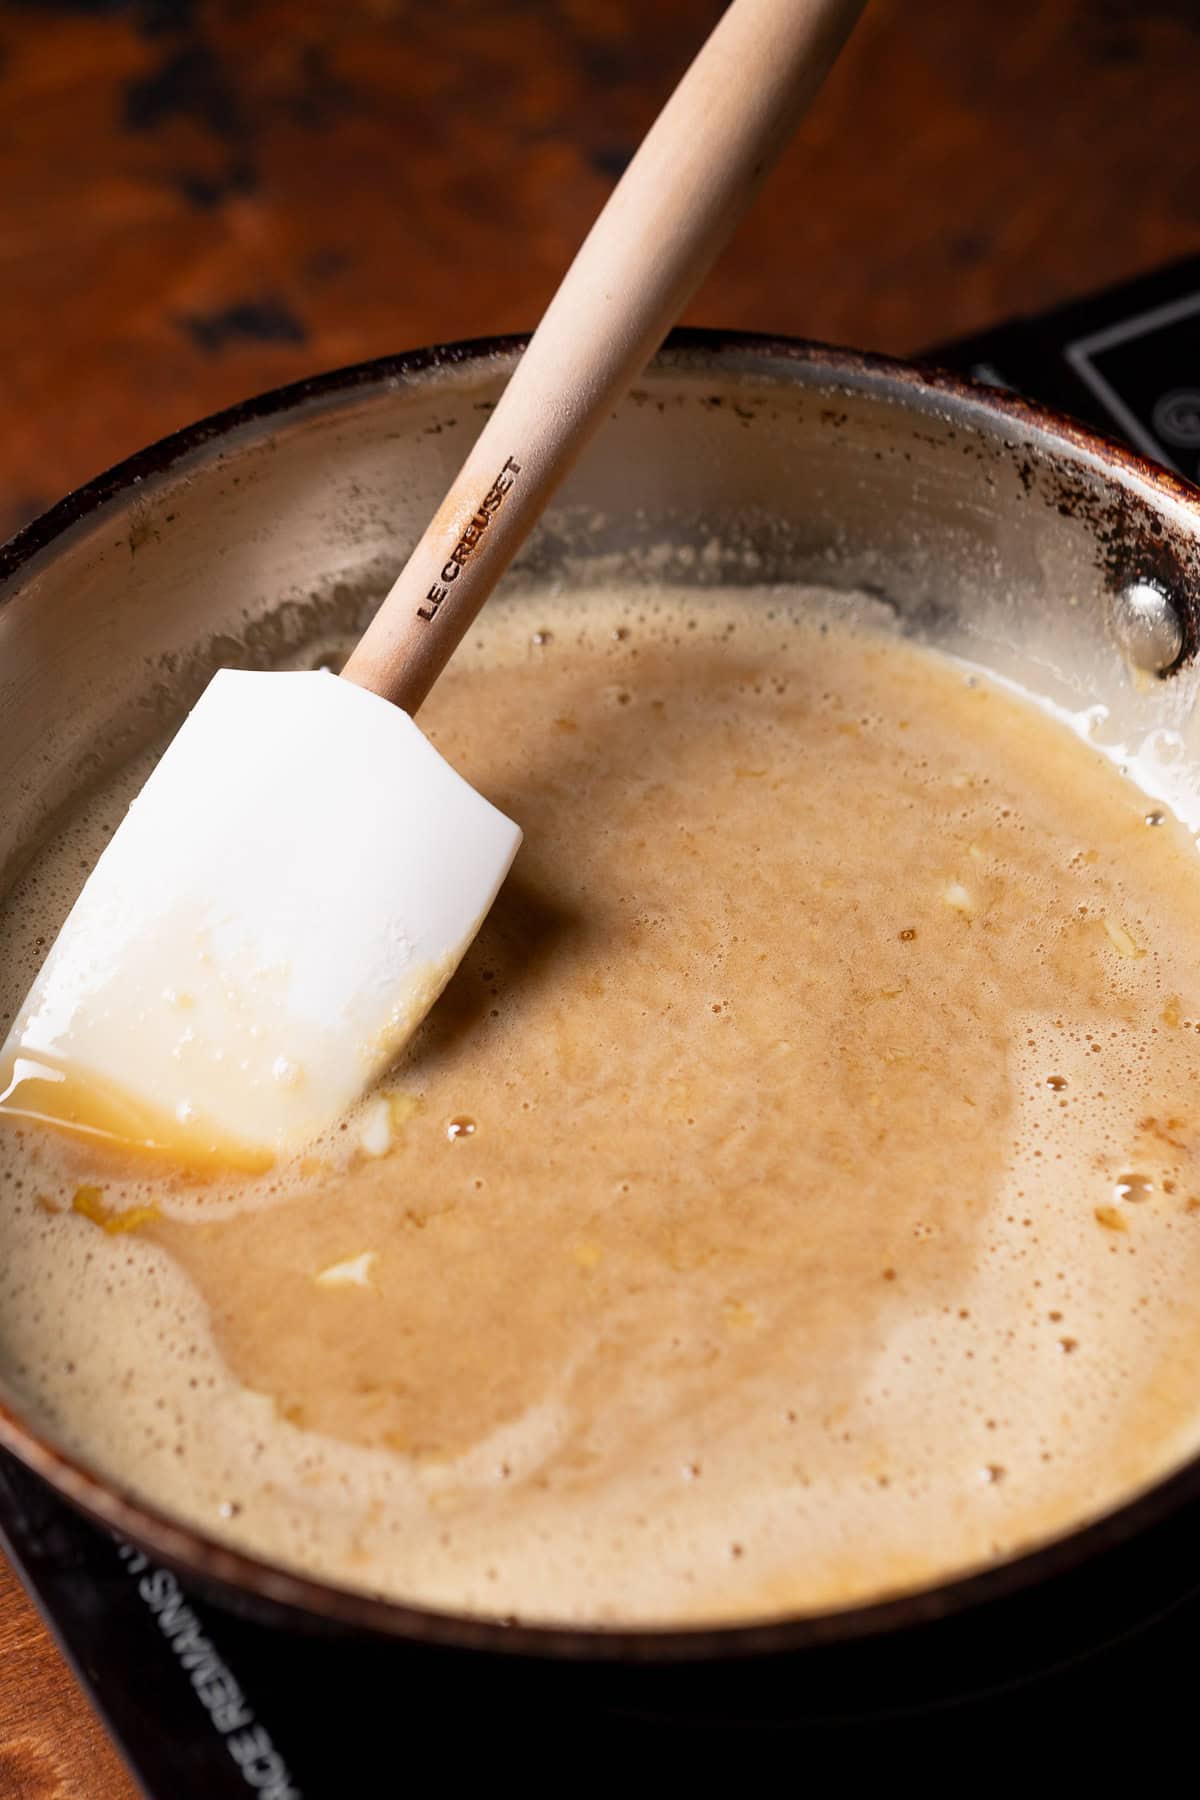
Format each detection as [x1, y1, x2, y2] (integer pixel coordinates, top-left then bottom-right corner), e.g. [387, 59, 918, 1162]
[4, 582, 1200, 1626]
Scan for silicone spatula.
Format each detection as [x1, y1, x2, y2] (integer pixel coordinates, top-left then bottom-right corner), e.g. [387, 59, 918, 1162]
[0, 0, 866, 1169]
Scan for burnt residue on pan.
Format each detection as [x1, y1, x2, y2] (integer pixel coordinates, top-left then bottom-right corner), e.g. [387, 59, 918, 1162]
[985, 427, 1200, 675]
[5, 330, 1199, 611]
[897, 352, 1200, 674]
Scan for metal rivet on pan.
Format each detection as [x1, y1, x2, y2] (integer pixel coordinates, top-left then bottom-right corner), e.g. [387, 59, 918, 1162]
[1110, 580, 1184, 676]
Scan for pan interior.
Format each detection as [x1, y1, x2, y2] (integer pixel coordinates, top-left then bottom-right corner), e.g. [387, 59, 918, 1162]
[3, 345, 1200, 1639]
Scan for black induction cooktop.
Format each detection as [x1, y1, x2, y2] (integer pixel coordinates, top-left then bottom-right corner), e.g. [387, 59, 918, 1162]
[3, 255, 1200, 1796]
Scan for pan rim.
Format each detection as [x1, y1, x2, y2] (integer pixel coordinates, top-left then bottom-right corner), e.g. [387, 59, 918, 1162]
[4, 327, 1200, 1663]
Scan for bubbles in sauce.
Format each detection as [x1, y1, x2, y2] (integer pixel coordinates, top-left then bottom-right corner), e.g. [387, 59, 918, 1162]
[3, 581, 1200, 1628]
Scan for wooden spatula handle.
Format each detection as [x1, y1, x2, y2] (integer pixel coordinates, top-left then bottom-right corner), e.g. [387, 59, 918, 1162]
[341, 0, 867, 713]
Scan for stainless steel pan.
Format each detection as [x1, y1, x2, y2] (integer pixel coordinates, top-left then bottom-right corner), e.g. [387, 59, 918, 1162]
[3, 333, 1200, 1718]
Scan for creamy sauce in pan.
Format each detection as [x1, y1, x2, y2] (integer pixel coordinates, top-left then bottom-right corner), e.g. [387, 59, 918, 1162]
[4, 582, 1200, 1625]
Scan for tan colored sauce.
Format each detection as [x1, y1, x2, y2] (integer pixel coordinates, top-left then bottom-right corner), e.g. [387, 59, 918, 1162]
[4, 583, 1200, 1625]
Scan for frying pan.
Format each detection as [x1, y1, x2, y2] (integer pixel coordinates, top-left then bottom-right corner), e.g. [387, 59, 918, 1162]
[3, 332, 1200, 1724]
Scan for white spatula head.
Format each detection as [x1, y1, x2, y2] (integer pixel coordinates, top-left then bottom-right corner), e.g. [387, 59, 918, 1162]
[0, 669, 521, 1169]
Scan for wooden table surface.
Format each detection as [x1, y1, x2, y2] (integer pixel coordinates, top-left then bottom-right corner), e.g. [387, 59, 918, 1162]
[1, 0, 1199, 1792]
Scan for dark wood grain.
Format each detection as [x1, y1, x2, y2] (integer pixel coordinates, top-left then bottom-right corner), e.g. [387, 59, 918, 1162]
[2, 0, 1199, 544]
[1, 0, 1199, 1791]
[0, 1556, 139, 1800]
